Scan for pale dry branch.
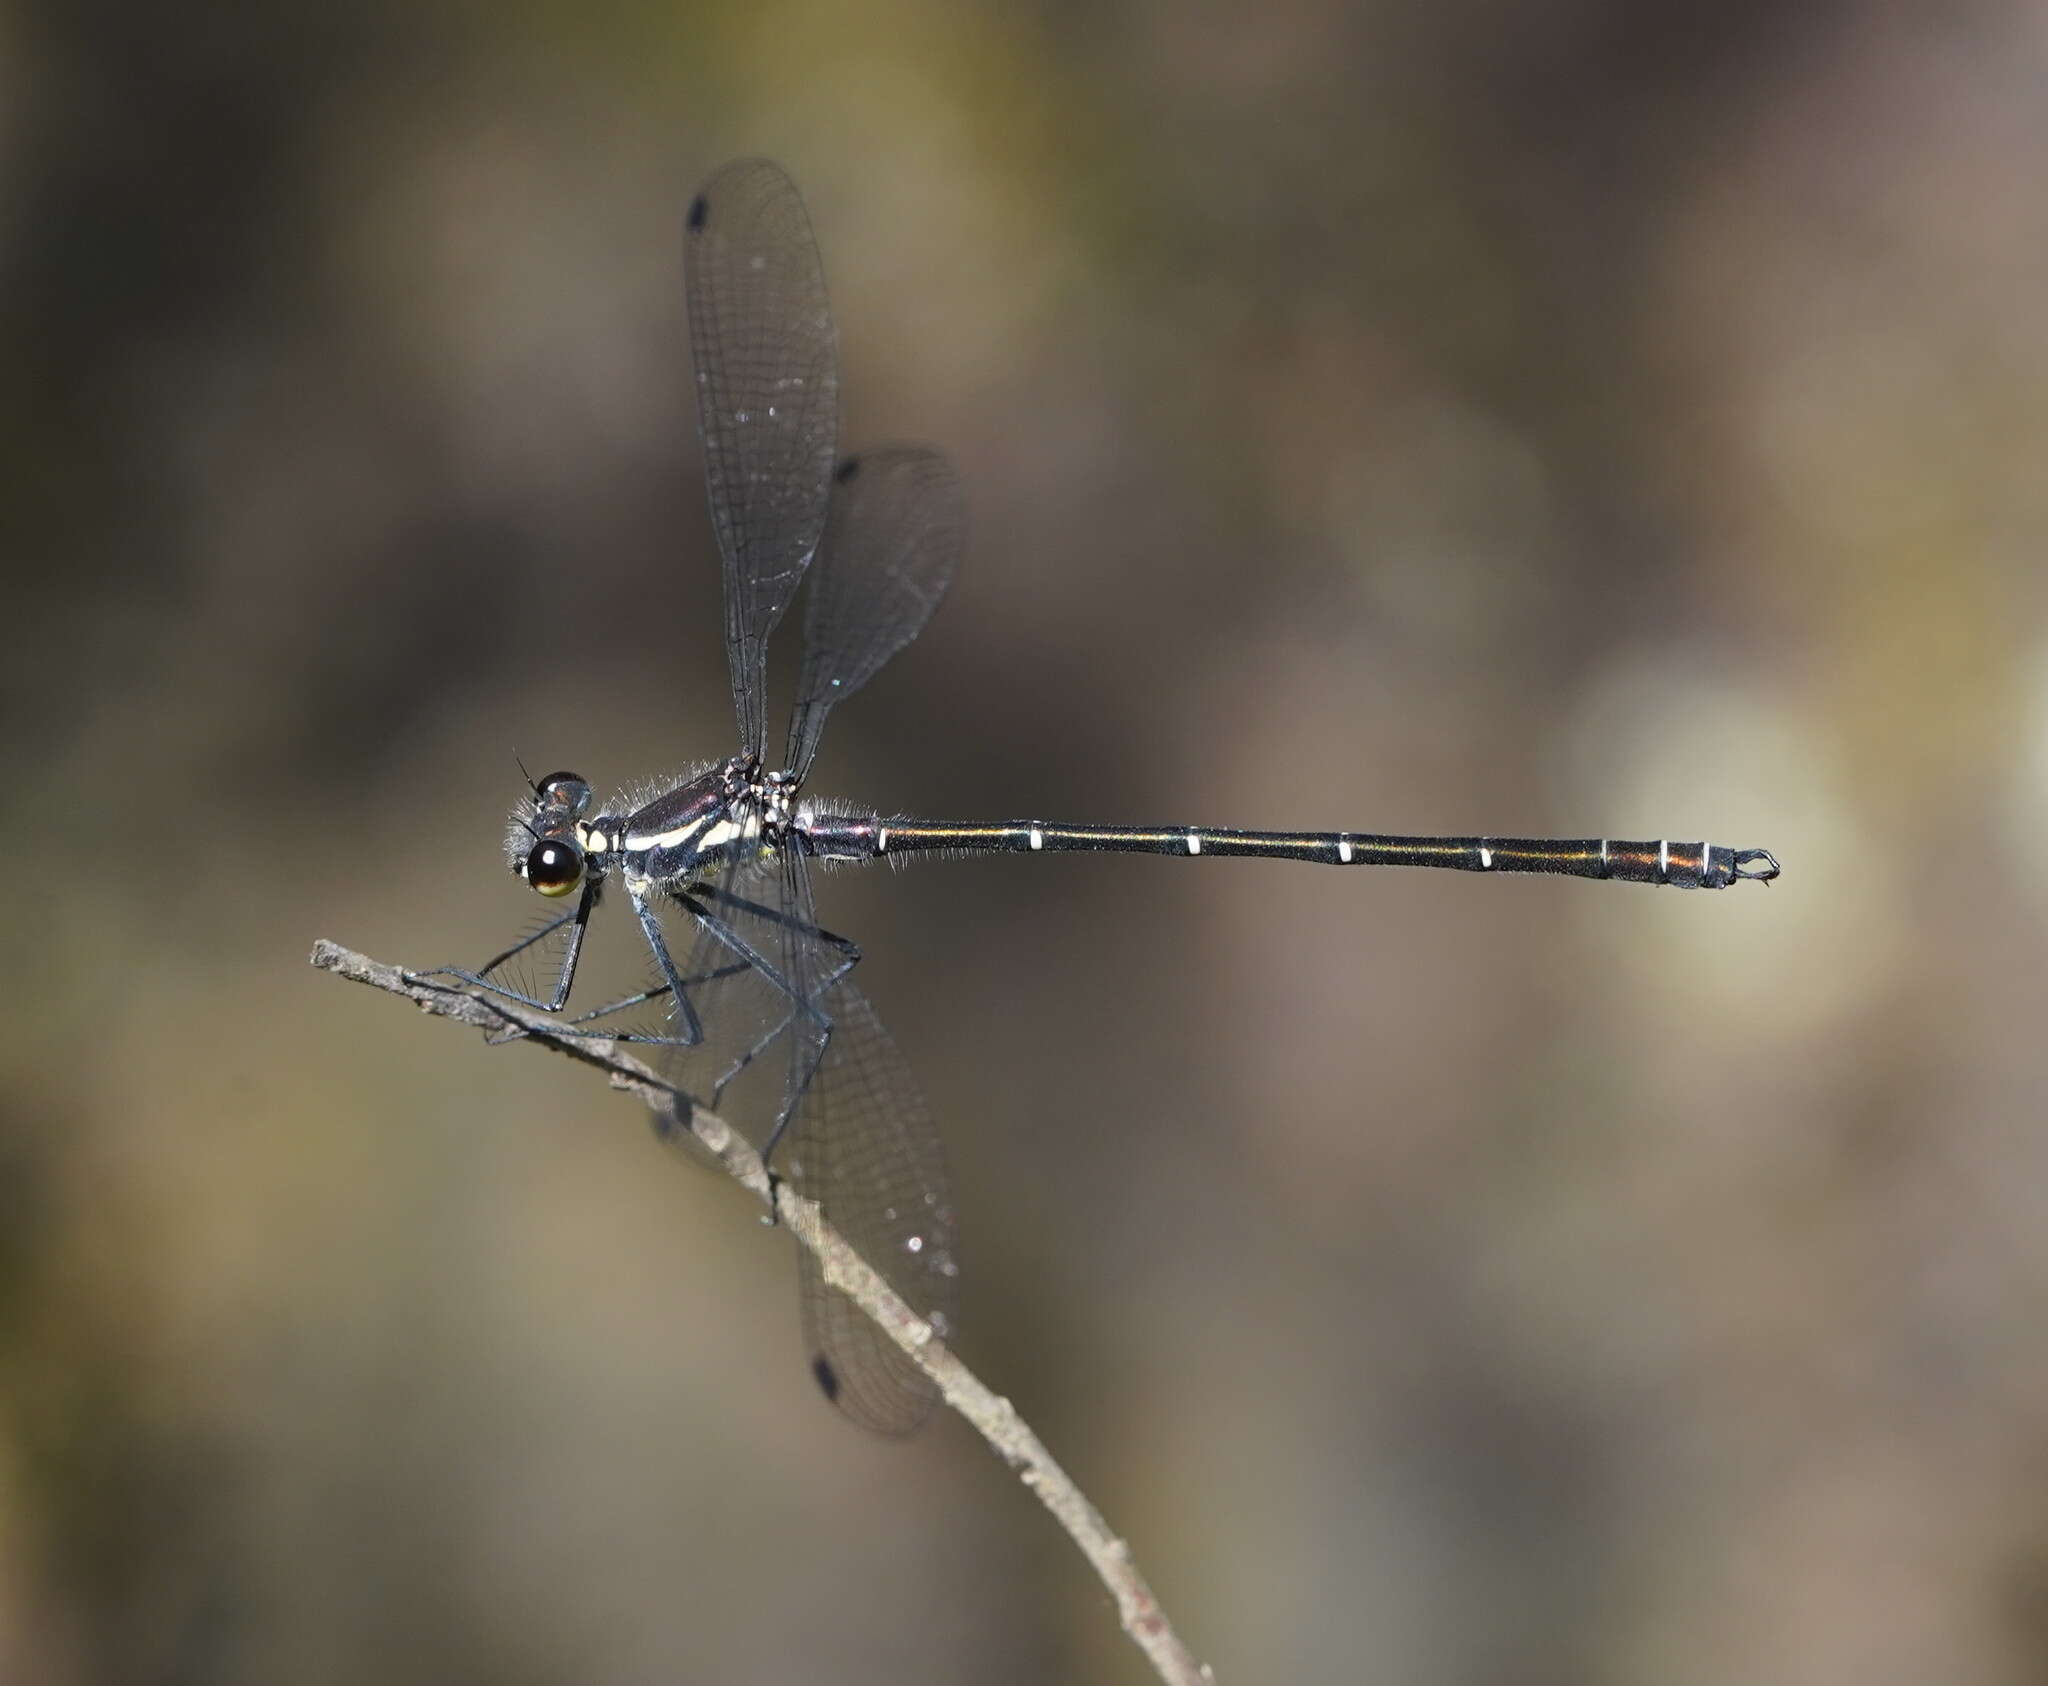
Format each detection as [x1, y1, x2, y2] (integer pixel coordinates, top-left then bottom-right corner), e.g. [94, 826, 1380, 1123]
[310, 938, 1212, 1686]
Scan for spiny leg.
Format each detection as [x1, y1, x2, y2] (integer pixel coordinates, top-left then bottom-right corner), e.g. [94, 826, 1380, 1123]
[669, 888, 862, 1168]
[688, 879, 863, 1069]
[670, 891, 829, 1090]
[562, 957, 754, 1030]
[464, 883, 724, 1050]
[627, 886, 711, 1050]
[409, 883, 595, 1014]
[539, 880, 811, 1060]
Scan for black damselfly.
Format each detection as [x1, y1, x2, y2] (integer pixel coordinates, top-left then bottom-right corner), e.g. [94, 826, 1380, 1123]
[428, 160, 1778, 1435]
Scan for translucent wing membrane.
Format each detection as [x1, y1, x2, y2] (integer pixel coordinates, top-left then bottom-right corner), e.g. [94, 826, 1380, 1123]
[679, 167, 955, 1429]
[787, 446, 967, 779]
[685, 158, 841, 759]
[784, 974, 958, 1432]
[632, 849, 956, 1434]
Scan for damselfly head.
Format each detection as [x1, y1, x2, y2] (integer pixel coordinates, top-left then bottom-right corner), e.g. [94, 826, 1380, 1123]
[505, 769, 597, 886]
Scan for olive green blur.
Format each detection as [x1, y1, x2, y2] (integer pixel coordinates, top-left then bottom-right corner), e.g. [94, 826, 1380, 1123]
[5, 4, 2046, 1682]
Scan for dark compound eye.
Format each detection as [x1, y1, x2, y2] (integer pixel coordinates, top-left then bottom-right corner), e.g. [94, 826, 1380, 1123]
[534, 771, 592, 817]
[525, 838, 584, 897]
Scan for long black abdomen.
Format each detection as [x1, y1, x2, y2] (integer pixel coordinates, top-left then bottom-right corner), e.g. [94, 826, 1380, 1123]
[798, 815, 1778, 889]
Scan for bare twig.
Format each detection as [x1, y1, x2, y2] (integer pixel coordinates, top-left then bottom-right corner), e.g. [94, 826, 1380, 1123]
[311, 939, 1213, 1686]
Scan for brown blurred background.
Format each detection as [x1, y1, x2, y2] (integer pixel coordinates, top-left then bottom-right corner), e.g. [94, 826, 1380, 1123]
[6, 2, 2048, 1681]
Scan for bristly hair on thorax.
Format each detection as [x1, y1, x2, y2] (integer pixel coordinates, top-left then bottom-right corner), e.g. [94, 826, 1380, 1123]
[501, 762, 724, 873]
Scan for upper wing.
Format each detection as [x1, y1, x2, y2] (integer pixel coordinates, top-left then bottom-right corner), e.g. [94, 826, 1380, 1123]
[786, 445, 966, 779]
[685, 159, 840, 759]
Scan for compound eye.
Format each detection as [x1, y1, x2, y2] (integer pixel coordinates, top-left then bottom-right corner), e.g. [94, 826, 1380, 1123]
[535, 771, 592, 817]
[525, 838, 585, 897]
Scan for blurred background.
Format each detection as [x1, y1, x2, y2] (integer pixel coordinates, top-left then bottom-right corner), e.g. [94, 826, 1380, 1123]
[6, 2, 2047, 1681]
